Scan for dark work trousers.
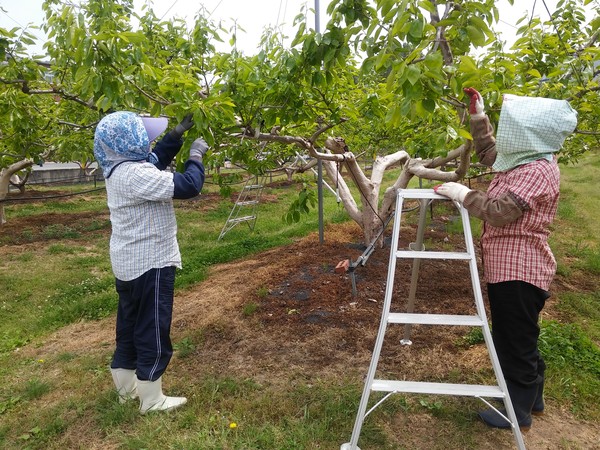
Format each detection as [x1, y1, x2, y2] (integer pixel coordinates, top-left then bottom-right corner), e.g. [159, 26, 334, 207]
[487, 280, 549, 389]
[110, 266, 176, 381]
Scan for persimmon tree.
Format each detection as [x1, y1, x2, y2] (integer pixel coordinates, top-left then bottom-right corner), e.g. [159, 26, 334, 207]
[1, 0, 598, 242]
[241, 0, 599, 245]
[0, 0, 237, 223]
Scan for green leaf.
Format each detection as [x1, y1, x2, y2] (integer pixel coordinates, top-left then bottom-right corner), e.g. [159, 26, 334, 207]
[458, 129, 472, 140]
[408, 18, 424, 39]
[406, 65, 421, 85]
[527, 69, 542, 78]
[379, 0, 396, 17]
[459, 56, 479, 73]
[466, 25, 486, 47]
[422, 98, 436, 113]
[121, 32, 145, 44]
[469, 16, 493, 38]
[424, 52, 443, 71]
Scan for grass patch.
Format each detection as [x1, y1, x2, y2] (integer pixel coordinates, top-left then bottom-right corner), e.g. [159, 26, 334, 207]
[22, 379, 52, 401]
[539, 320, 600, 419]
[173, 337, 196, 359]
[242, 302, 259, 316]
[556, 291, 600, 342]
[41, 224, 80, 239]
[1, 156, 599, 448]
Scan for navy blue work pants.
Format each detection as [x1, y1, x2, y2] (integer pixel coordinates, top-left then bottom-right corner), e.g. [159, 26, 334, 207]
[110, 266, 176, 381]
[487, 280, 548, 388]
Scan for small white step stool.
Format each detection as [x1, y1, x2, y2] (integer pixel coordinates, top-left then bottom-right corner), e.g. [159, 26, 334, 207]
[341, 188, 526, 450]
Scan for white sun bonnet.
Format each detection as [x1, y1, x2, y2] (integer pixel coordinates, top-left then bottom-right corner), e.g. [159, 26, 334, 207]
[494, 95, 578, 172]
[141, 116, 169, 142]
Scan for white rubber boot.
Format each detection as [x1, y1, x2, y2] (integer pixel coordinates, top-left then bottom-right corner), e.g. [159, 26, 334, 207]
[137, 377, 187, 414]
[110, 368, 138, 404]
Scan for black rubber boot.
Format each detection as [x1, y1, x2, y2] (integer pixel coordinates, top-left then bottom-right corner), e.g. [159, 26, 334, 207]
[532, 378, 544, 416]
[532, 361, 545, 416]
[479, 380, 538, 431]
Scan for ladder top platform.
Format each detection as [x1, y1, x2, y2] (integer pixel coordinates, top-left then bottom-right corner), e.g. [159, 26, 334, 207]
[397, 188, 448, 200]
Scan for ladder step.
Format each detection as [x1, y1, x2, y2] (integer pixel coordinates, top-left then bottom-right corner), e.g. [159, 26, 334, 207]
[236, 200, 259, 206]
[398, 189, 448, 200]
[227, 215, 256, 224]
[244, 184, 263, 190]
[396, 250, 472, 260]
[371, 380, 505, 398]
[387, 313, 484, 326]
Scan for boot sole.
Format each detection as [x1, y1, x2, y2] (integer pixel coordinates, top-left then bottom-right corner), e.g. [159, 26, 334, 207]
[479, 418, 532, 432]
[140, 398, 187, 414]
[478, 410, 532, 432]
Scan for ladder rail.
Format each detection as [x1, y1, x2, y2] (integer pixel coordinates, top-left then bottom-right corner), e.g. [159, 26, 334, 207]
[344, 192, 406, 450]
[460, 199, 526, 448]
[218, 175, 265, 241]
[342, 188, 526, 450]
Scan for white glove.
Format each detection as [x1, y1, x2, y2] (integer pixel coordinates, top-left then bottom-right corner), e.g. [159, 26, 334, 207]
[434, 182, 471, 203]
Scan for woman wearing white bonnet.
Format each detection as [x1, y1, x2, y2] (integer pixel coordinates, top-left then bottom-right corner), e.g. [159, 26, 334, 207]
[435, 89, 577, 431]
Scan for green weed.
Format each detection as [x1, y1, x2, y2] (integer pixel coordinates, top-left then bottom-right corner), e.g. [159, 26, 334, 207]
[0, 394, 21, 415]
[42, 224, 80, 239]
[41, 277, 115, 327]
[557, 196, 577, 220]
[174, 337, 196, 359]
[255, 286, 269, 298]
[459, 327, 485, 347]
[556, 291, 600, 342]
[243, 302, 259, 316]
[580, 247, 600, 274]
[16, 251, 34, 262]
[540, 321, 600, 376]
[47, 244, 77, 254]
[23, 379, 51, 400]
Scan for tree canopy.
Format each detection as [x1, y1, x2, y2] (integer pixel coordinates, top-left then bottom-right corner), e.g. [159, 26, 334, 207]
[1, 0, 598, 196]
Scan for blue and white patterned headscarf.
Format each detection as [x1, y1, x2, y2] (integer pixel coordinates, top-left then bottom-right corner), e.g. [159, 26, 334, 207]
[94, 111, 151, 178]
[494, 95, 578, 172]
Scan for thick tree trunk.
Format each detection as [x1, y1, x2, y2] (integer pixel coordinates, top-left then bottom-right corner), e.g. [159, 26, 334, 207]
[0, 159, 33, 225]
[251, 127, 472, 249]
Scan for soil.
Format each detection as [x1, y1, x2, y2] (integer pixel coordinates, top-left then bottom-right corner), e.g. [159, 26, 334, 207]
[3, 187, 599, 449]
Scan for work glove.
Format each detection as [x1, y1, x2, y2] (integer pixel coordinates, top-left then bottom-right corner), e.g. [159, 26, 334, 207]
[169, 114, 194, 140]
[463, 87, 485, 117]
[434, 182, 471, 203]
[188, 138, 209, 163]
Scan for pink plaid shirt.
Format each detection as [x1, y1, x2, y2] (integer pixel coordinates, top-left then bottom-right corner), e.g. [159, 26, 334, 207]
[481, 158, 560, 291]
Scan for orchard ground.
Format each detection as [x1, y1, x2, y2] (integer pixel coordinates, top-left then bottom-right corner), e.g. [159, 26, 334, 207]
[1, 183, 599, 449]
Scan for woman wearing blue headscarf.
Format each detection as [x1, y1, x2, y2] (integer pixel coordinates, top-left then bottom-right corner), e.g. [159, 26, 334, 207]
[94, 111, 208, 414]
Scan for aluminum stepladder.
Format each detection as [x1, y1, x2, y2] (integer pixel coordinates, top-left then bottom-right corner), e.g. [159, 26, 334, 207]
[217, 174, 266, 241]
[341, 188, 526, 450]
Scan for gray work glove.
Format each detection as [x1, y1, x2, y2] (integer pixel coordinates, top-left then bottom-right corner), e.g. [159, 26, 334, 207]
[169, 114, 194, 140]
[189, 138, 209, 163]
[434, 182, 471, 203]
